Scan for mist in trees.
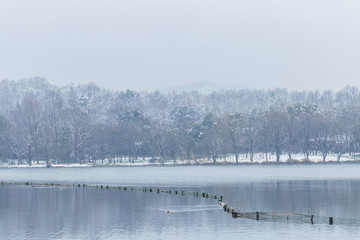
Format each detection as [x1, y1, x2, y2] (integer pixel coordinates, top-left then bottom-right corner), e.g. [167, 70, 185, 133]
[1, 77, 360, 165]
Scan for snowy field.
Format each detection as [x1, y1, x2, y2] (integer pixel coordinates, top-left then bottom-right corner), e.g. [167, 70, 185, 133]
[1, 153, 360, 168]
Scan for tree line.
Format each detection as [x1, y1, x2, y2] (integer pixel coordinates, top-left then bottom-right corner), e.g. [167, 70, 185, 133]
[1, 77, 360, 165]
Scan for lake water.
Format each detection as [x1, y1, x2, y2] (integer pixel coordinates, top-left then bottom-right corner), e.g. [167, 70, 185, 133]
[0, 164, 360, 239]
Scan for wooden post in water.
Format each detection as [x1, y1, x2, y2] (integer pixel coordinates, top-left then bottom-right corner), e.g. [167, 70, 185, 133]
[232, 209, 238, 218]
[286, 212, 289, 224]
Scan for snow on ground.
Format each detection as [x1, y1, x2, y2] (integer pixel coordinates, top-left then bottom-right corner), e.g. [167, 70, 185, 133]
[1, 153, 360, 168]
[0, 163, 94, 168]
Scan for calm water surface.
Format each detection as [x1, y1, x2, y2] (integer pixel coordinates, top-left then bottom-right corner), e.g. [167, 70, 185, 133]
[0, 164, 360, 239]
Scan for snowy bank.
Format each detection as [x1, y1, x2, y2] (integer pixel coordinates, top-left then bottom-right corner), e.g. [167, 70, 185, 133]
[1, 153, 360, 168]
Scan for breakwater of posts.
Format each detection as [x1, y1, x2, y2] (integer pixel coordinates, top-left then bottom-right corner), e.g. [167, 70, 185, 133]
[1, 181, 359, 226]
[0, 180, 222, 203]
[218, 198, 360, 226]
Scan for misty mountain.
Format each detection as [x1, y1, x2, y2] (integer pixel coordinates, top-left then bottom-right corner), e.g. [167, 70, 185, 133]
[161, 81, 250, 94]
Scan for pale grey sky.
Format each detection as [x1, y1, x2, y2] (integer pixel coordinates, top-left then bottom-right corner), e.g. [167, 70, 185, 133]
[0, 0, 359, 91]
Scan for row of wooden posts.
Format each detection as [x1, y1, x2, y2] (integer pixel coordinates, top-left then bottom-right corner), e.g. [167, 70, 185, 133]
[0, 180, 222, 201]
[1, 180, 335, 225]
[219, 200, 335, 225]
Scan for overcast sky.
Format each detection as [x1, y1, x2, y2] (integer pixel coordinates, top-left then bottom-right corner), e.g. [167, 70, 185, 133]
[0, 0, 359, 92]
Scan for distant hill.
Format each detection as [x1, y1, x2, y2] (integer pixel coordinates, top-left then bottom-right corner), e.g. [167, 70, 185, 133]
[161, 81, 250, 94]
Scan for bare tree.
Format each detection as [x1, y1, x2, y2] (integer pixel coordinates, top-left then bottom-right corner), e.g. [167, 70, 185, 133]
[244, 110, 259, 162]
[291, 103, 318, 159]
[224, 113, 245, 164]
[13, 95, 43, 164]
[267, 110, 288, 162]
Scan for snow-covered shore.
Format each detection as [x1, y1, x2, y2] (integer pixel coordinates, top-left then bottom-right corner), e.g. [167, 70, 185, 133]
[1, 153, 360, 168]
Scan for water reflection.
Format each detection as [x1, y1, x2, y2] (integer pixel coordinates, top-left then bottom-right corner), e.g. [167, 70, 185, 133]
[0, 185, 221, 240]
[214, 180, 360, 219]
[0, 179, 359, 240]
